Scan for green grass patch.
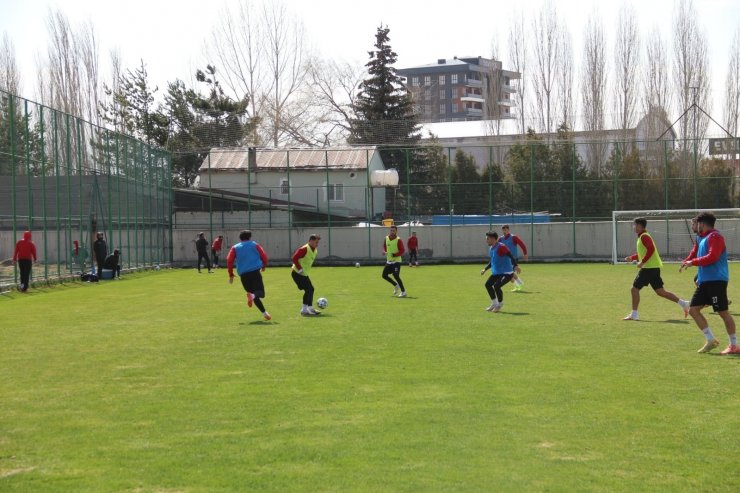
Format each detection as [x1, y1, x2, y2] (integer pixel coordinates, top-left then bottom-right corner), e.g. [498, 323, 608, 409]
[1, 264, 738, 491]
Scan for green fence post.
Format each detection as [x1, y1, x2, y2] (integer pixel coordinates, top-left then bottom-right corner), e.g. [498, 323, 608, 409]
[405, 148, 411, 232]
[447, 147, 453, 260]
[366, 147, 371, 260]
[53, 111, 61, 280]
[24, 100, 32, 233]
[529, 142, 534, 258]
[488, 146, 493, 230]
[572, 142, 576, 257]
[40, 105, 48, 282]
[9, 95, 17, 285]
[208, 152, 213, 247]
[325, 149, 332, 257]
[65, 113, 72, 273]
[287, 150, 292, 256]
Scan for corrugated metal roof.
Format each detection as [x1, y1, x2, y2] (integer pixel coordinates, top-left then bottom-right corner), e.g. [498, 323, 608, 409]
[201, 147, 378, 171]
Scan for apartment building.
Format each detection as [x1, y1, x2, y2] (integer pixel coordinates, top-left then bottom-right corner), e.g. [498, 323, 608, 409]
[397, 56, 520, 123]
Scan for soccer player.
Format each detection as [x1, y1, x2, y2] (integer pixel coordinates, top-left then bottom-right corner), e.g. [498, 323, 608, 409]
[480, 231, 520, 312]
[382, 225, 407, 297]
[12, 230, 37, 292]
[291, 234, 321, 316]
[195, 232, 213, 273]
[407, 231, 419, 266]
[680, 212, 738, 354]
[211, 235, 224, 268]
[227, 230, 271, 321]
[500, 225, 527, 291]
[623, 217, 690, 321]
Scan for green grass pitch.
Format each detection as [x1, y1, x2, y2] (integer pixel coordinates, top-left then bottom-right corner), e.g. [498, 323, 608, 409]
[1, 264, 738, 491]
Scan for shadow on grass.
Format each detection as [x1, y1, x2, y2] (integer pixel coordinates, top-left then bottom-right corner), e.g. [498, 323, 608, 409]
[242, 320, 279, 326]
[495, 311, 530, 316]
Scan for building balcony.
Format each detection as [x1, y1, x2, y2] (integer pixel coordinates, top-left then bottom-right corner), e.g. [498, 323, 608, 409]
[465, 78, 482, 87]
[465, 107, 483, 116]
[501, 85, 517, 94]
[460, 93, 485, 103]
[497, 99, 516, 107]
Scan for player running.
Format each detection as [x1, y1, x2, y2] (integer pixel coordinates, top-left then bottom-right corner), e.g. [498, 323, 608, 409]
[291, 234, 322, 316]
[500, 225, 527, 291]
[680, 212, 739, 354]
[480, 231, 520, 313]
[382, 225, 407, 297]
[623, 217, 690, 321]
[227, 230, 271, 321]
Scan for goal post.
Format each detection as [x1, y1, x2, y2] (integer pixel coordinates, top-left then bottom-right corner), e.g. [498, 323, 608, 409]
[612, 208, 740, 265]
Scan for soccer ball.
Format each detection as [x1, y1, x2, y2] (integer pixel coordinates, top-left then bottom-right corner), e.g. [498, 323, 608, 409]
[355, 262, 360, 268]
[317, 297, 328, 309]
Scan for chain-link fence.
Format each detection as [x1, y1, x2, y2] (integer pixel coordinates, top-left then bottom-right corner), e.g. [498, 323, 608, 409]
[0, 89, 173, 290]
[174, 138, 738, 262]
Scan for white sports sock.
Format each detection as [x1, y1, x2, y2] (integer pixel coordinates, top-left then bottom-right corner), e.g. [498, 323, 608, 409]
[631, 310, 638, 318]
[516, 278, 523, 286]
[702, 327, 715, 341]
[730, 334, 737, 346]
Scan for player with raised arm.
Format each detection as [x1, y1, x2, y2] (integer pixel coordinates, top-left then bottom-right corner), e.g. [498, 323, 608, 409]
[680, 212, 739, 354]
[480, 231, 521, 313]
[623, 217, 690, 321]
[291, 234, 322, 316]
[382, 225, 407, 297]
[227, 230, 271, 321]
[500, 225, 527, 291]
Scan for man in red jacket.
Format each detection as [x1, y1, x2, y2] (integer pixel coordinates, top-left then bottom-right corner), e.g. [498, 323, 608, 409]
[407, 231, 419, 267]
[13, 231, 37, 292]
[211, 235, 224, 268]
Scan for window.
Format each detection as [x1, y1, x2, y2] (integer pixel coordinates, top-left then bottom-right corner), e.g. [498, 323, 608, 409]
[451, 74, 458, 84]
[439, 89, 446, 99]
[439, 75, 445, 85]
[424, 104, 430, 114]
[328, 183, 344, 202]
[280, 178, 289, 195]
[411, 76, 419, 86]
[439, 103, 446, 114]
[424, 89, 431, 100]
[452, 102, 458, 113]
[424, 75, 431, 86]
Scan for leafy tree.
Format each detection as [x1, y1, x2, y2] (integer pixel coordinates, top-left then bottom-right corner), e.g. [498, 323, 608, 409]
[164, 65, 255, 188]
[451, 149, 483, 214]
[100, 60, 169, 147]
[697, 157, 735, 208]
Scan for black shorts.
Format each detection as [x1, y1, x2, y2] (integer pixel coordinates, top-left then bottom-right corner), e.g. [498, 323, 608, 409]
[291, 270, 313, 291]
[240, 269, 265, 295]
[633, 268, 664, 290]
[383, 262, 402, 277]
[690, 281, 729, 312]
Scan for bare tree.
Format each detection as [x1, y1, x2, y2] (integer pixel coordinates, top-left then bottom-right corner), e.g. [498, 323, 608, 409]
[208, 0, 264, 144]
[557, 26, 574, 131]
[507, 12, 527, 135]
[0, 33, 21, 95]
[643, 26, 671, 115]
[613, 4, 640, 134]
[77, 21, 101, 126]
[43, 9, 82, 116]
[262, 1, 308, 147]
[531, 1, 561, 135]
[673, 0, 711, 147]
[724, 29, 740, 137]
[581, 12, 608, 172]
[302, 57, 364, 144]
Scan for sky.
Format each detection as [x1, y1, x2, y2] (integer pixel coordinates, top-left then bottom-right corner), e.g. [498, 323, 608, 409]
[2, 0, 739, 127]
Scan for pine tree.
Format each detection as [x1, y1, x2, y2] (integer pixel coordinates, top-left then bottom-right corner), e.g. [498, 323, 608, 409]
[350, 25, 419, 146]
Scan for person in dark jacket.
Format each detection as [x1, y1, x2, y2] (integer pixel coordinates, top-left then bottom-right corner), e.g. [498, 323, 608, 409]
[195, 232, 212, 273]
[13, 231, 37, 292]
[103, 249, 122, 279]
[93, 232, 107, 276]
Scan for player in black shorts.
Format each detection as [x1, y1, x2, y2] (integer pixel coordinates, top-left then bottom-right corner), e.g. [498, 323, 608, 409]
[680, 212, 738, 354]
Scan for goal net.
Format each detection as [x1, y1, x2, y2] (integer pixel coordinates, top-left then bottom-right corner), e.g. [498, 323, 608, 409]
[612, 208, 740, 264]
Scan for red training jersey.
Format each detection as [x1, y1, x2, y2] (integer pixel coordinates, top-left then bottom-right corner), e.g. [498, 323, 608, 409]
[689, 230, 726, 267]
[212, 237, 223, 251]
[13, 232, 37, 261]
[407, 236, 418, 250]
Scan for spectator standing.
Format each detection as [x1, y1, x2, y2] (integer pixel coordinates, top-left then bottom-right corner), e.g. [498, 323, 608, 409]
[13, 231, 37, 292]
